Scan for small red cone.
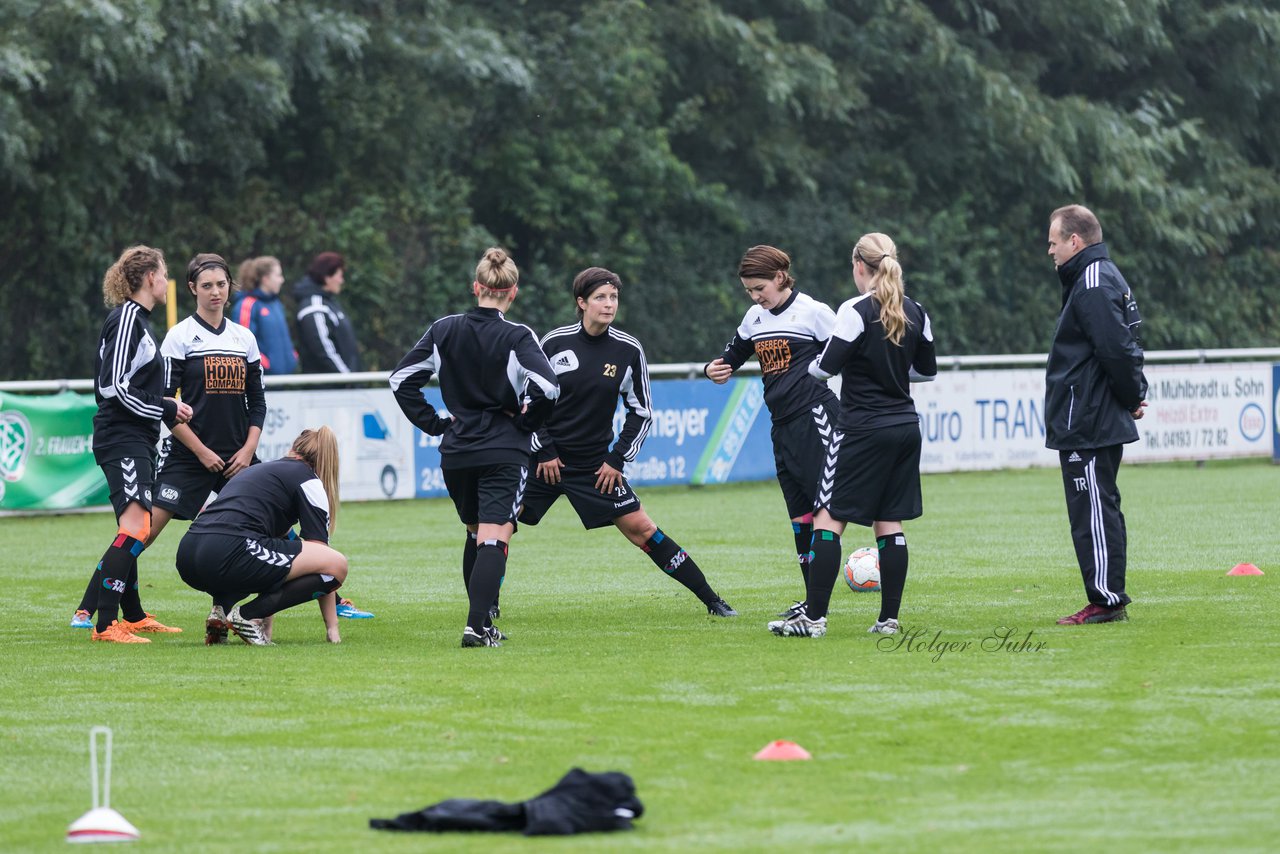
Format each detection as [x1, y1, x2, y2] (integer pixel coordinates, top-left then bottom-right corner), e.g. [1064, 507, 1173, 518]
[1227, 563, 1264, 576]
[753, 740, 812, 761]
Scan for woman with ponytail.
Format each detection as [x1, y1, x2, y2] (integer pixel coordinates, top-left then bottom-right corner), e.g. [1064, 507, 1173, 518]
[77, 245, 193, 643]
[768, 233, 937, 639]
[174, 427, 349, 645]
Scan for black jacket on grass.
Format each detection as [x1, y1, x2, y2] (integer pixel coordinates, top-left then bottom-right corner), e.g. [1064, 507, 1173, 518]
[1044, 243, 1147, 451]
[370, 768, 643, 836]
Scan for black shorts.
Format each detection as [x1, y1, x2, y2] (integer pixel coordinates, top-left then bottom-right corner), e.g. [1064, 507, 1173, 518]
[816, 422, 922, 527]
[99, 454, 155, 518]
[519, 465, 642, 529]
[772, 400, 838, 518]
[175, 531, 299, 597]
[154, 442, 259, 520]
[442, 463, 528, 526]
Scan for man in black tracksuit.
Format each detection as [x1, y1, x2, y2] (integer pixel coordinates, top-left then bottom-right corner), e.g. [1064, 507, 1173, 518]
[1044, 205, 1147, 625]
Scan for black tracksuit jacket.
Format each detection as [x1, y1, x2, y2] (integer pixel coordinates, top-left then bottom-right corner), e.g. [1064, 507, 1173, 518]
[1044, 243, 1147, 451]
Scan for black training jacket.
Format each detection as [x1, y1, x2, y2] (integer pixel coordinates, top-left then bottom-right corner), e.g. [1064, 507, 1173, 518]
[1044, 243, 1147, 451]
[390, 307, 560, 467]
[293, 276, 361, 374]
[92, 299, 177, 463]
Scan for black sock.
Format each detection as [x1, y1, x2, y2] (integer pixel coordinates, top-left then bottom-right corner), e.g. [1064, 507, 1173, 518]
[93, 533, 144, 632]
[877, 532, 908, 622]
[76, 573, 97, 615]
[792, 520, 813, 586]
[805, 530, 842, 620]
[240, 573, 342, 620]
[213, 594, 238, 613]
[468, 541, 506, 632]
[641, 530, 716, 604]
[120, 562, 146, 623]
[462, 531, 477, 590]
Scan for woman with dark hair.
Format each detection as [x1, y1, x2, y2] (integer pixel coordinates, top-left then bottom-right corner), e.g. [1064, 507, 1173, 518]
[151, 254, 266, 534]
[175, 427, 348, 646]
[520, 267, 736, 617]
[75, 245, 192, 642]
[294, 250, 360, 375]
[391, 247, 561, 648]
[702, 245, 839, 617]
[768, 233, 937, 638]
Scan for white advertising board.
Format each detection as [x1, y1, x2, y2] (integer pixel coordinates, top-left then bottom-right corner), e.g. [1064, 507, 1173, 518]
[911, 363, 1272, 472]
[257, 389, 416, 501]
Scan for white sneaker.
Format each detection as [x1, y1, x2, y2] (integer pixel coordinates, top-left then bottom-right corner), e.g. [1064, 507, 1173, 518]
[868, 618, 899, 635]
[767, 612, 828, 638]
[205, 605, 228, 646]
[227, 605, 273, 646]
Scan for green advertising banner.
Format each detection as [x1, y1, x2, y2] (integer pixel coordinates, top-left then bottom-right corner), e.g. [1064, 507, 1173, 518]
[0, 391, 108, 511]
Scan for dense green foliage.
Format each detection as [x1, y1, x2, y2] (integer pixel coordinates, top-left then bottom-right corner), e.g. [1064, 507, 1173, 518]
[2, 1, 1277, 378]
[3, 463, 1278, 850]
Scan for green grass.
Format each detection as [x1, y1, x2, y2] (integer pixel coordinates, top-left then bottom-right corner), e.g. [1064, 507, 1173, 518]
[2, 460, 1278, 852]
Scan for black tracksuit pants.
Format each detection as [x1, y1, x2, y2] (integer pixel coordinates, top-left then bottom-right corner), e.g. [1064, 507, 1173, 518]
[1058, 444, 1132, 607]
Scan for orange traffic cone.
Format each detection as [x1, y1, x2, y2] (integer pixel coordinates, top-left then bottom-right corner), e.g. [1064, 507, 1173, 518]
[753, 740, 812, 761]
[1227, 563, 1264, 576]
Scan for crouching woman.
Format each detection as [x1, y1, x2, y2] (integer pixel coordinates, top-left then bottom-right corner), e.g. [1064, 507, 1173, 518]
[176, 427, 347, 645]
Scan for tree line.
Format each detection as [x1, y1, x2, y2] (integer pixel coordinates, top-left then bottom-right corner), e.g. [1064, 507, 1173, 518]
[2, 0, 1277, 380]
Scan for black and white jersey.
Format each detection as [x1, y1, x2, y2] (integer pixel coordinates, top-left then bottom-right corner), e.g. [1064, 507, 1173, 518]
[810, 292, 937, 433]
[390, 307, 561, 467]
[93, 299, 177, 462]
[717, 291, 838, 423]
[188, 458, 330, 543]
[535, 323, 652, 469]
[161, 315, 266, 457]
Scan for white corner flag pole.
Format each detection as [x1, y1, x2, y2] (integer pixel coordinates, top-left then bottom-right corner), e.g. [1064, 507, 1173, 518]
[66, 726, 140, 844]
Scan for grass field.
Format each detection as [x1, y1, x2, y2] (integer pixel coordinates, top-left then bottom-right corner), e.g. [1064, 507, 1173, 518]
[2, 460, 1278, 852]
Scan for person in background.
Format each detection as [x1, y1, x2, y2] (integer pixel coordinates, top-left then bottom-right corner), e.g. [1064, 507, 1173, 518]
[233, 255, 298, 376]
[1044, 204, 1147, 625]
[294, 251, 361, 375]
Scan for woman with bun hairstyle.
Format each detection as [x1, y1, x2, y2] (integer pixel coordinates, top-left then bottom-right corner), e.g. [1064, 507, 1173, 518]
[391, 248, 560, 648]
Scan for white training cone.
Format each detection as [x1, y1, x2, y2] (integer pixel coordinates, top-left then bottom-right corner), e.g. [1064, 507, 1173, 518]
[66, 726, 139, 844]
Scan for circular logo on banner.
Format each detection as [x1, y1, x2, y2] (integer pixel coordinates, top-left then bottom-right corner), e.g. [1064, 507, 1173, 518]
[1240, 403, 1265, 442]
[0, 411, 32, 483]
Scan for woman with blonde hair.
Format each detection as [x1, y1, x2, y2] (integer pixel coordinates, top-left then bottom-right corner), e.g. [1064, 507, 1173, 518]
[769, 233, 937, 639]
[174, 427, 349, 645]
[391, 247, 560, 648]
[78, 245, 193, 642]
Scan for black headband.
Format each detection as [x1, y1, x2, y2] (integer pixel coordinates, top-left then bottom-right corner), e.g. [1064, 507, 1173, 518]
[188, 260, 229, 284]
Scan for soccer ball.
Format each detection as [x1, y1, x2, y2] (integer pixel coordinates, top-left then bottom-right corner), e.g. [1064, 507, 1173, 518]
[844, 547, 880, 592]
